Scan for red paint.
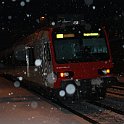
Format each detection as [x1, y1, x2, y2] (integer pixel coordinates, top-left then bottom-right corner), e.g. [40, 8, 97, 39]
[48, 28, 113, 89]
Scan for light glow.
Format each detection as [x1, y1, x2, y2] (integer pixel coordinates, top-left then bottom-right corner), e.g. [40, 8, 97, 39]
[41, 16, 45, 19]
[56, 34, 75, 38]
[83, 33, 99, 36]
[106, 69, 110, 74]
[56, 34, 63, 38]
[102, 69, 110, 74]
[60, 72, 69, 77]
[64, 34, 75, 38]
[60, 73, 64, 77]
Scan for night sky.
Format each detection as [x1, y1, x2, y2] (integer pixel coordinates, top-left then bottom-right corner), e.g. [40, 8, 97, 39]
[0, 0, 124, 50]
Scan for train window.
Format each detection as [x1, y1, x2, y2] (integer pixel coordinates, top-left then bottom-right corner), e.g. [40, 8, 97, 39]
[83, 38, 108, 54]
[53, 37, 110, 64]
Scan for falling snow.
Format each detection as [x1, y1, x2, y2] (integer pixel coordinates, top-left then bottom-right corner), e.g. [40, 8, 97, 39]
[20, 1, 25, 7]
[26, 14, 31, 18]
[31, 101, 38, 109]
[26, 0, 30, 3]
[51, 22, 56, 26]
[14, 81, 21, 88]
[8, 16, 12, 20]
[12, 0, 16, 2]
[2, 27, 5, 30]
[46, 72, 57, 84]
[2, 1, 5, 5]
[84, 0, 93, 7]
[17, 76, 23, 81]
[35, 59, 42, 67]
[92, 6, 95, 10]
[36, 19, 40, 24]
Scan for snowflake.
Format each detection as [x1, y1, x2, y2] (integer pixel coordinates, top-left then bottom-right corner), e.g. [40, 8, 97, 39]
[17, 76, 23, 81]
[26, 14, 31, 17]
[84, 0, 93, 7]
[14, 81, 20, 88]
[31, 101, 38, 109]
[20, 1, 25, 7]
[122, 44, 124, 48]
[35, 59, 42, 66]
[26, 0, 30, 2]
[8, 16, 12, 20]
[12, 0, 16, 2]
[92, 6, 95, 10]
[2, 1, 5, 5]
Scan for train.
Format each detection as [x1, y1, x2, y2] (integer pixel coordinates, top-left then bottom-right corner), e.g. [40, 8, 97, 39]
[0, 15, 117, 101]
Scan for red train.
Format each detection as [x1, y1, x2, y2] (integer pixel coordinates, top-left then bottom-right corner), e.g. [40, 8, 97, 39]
[0, 16, 117, 101]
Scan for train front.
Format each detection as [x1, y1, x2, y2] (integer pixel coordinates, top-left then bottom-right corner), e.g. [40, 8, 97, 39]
[49, 19, 117, 100]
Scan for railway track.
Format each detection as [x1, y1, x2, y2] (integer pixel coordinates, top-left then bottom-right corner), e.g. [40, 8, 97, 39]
[107, 91, 124, 97]
[89, 98, 124, 115]
[62, 101, 124, 124]
[107, 82, 124, 99]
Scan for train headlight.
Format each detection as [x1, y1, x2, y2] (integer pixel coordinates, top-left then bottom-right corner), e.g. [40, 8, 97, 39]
[60, 72, 69, 78]
[58, 71, 74, 78]
[98, 69, 111, 75]
[102, 69, 110, 74]
[65, 84, 76, 95]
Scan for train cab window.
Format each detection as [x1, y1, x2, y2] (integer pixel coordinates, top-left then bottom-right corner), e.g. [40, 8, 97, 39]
[53, 37, 110, 64]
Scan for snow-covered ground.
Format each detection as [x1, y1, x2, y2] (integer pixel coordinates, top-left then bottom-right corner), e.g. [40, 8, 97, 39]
[0, 77, 90, 124]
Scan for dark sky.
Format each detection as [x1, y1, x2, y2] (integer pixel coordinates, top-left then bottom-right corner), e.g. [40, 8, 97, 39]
[0, 0, 124, 50]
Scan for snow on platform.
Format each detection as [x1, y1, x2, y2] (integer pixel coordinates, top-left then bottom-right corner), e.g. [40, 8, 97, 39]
[0, 77, 90, 124]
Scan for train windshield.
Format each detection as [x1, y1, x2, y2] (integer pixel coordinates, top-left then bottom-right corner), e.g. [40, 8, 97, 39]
[53, 37, 109, 64]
